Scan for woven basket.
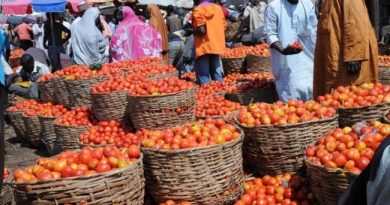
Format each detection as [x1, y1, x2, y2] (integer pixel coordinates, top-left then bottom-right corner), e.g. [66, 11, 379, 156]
[91, 90, 130, 123]
[9, 57, 20, 68]
[54, 123, 89, 152]
[238, 115, 339, 175]
[38, 115, 59, 156]
[149, 71, 178, 80]
[1, 177, 14, 205]
[142, 129, 244, 204]
[337, 102, 390, 127]
[7, 110, 26, 141]
[245, 55, 271, 73]
[13, 157, 145, 205]
[222, 57, 246, 75]
[53, 77, 74, 108]
[306, 160, 357, 205]
[225, 83, 278, 105]
[127, 88, 196, 130]
[379, 67, 390, 85]
[22, 114, 44, 147]
[65, 76, 107, 108]
[383, 110, 390, 123]
[38, 80, 57, 103]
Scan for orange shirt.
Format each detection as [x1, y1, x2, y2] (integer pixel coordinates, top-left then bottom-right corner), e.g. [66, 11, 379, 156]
[192, 2, 226, 58]
[13, 23, 32, 41]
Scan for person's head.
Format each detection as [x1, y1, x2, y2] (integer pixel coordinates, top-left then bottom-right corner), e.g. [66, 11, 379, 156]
[77, 1, 91, 17]
[287, 0, 299, 4]
[114, 7, 124, 22]
[20, 54, 35, 74]
[37, 16, 43, 25]
[251, 0, 260, 6]
[167, 5, 175, 15]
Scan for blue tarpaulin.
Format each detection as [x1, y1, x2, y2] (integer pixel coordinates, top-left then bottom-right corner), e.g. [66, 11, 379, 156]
[31, 0, 67, 12]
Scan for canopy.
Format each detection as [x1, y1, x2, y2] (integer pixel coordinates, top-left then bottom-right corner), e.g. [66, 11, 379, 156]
[31, 0, 67, 12]
[1, 0, 86, 14]
[1, 0, 32, 14]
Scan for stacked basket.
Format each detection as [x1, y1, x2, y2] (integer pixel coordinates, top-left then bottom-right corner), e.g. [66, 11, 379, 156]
[225, 81, 278, 105]
[6, 109, 26, 141]
[379, 66, 390, 85]
[222, 57, 246, 75]
[53, 77, 74, 108]
[65, 76, 107, 108]
[38, 78, 57, 103]
[245, 54, 272, 73]
[38, 114, 60, 155]
[22, 113, 44, 147]
[337, 102, 390, 127]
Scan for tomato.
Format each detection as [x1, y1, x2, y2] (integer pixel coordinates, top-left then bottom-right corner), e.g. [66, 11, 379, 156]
[127, 145, 141, 158]
[345, 148, 360, 161]
[355, 157, 370, 171]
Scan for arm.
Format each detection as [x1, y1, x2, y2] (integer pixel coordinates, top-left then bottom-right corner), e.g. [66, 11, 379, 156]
[192, 9, 207, 36]
[62, 25, 71, 44]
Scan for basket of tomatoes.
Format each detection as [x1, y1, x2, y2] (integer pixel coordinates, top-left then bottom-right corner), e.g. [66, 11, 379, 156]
[53, 107, 94, 152]
[9, 48, 23, 67]
[37, 104, 68, 155]
[378, 55, 390, 85]
[245, 44, 272, 73]
[196, 81, 230, 101]
[225, 79, 278, 105]
[221, 47, 247, 74]
[22, 109, 45, 147]
[236, 100, 338, 175]
[37, 74, 57, 103]
[305, 121, 390, 205]
[1, 168, 13, 205]
[91, 75, 147, 124]
[195, 95, 241, 121]
[127, 77, 196, 130]
[139, 118, 244, 204]
[317, 83, 390, 127]
[12, 146, 145, 205]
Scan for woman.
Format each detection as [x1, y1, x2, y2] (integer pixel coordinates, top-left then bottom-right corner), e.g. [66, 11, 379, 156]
[110, 6, 162, 61]
[147, 4, 169, 63]
[71, 8, 108, 65]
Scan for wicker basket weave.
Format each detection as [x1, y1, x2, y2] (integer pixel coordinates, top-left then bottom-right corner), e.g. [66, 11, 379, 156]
[12, 157, 145, 205]
[1, 177, 14, 205]
[53, 77, 74, 108]
[7, 110, 26, 141]
[238, 115, 339, 175]
[91, 90, 130, 123]
[337, 102, 390, 127]
[142, 130, 244, 204]
[222, 57, 246, 75]
[38, 115, 59, 156]
[149, 71, 178, 80]
[245, 55, 271, 73]
[306, 160, 357, 205]
[38, 80, 57, 103]
[127, 88, 196, 130]
[383, 110, 390, 123]
[225, 83, 278, 105]
[379, 67, 390, 85]
[22, 114, 44, 147]
[65, 76, 107, 108]
[54, 123, 89, 152]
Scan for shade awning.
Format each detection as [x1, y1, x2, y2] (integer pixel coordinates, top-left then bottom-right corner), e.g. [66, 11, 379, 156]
[31, 0, 67, 12]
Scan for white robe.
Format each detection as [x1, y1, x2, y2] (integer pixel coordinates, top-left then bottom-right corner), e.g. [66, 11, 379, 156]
[32, 24, 44, 50]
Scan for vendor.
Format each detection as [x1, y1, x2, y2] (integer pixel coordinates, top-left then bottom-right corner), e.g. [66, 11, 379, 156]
[6, 54, 50, 99]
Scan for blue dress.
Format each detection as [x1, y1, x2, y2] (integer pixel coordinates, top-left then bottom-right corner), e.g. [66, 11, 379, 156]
[264, 0, 317, 102]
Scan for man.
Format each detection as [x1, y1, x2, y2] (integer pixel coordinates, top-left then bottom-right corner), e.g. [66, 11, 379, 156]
[7, 54, 50, 99]
[43, 13, 71, 72]
[313, 0, 378, 97]
[24, 47, 50, 67]
[13, 20, 33, 50]
[264, 0, 317, 102]
[241, 0, 267, 45]
[192, 0, 226, 85]
[32, 16, 44, 50]
[166, 5, 182, 33]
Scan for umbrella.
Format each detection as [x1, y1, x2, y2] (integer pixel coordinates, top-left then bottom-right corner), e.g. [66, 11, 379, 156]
[1, 0, 32, 14]
[1, 0, 86, 14]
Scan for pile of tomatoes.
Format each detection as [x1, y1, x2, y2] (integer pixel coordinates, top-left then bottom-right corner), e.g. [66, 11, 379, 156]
[54, 107, 94, 127]
[196, 81, 230, 100]
[237, 100, 336, 127]
[13, 146, 141, 183]
[102, 57, 161, 70]
[79, 120, 141, 147]
[130, 64, 176, 78]
[246, 44, 270, 57]
[37, 104, 68, 118]
[10, 48, 24, 59]
[224, 73, 274, 85]
[127, 77, 194, 96]
[7, 100, 40, 112]
[316, 83, 390, 108]
[196, 95, 241, 117]
[37, 73, 57, 82]
[306, 121, 390, 175]
[226, 79, 273, 94]
[379, 55, 390, 67]
[235, 173, 316, 205]
[221, 44, 270, 58]
[138, 118, 240, 150]
[91, 75, 148, 94]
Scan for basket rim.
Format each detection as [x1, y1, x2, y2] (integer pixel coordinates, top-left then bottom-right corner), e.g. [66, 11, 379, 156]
[6, 109, 24, 113]
[37, 114, 60, 119]
[337, 102, 390, 111]
[91, 89, 129, 96]
[305, 158, 358, 177]
[63, 75, 106, 82]
[246, 54, 270, 58]
[235, 114, 339, 129]
[53, 121, 90, 129]
[221, 56, 246, 60]
[383, 110, 390, 123]
[141, 126, 243, 154]
[22, 113, 39, 118]
[127, 86, 196, 99]
[10, 154, 143, 186]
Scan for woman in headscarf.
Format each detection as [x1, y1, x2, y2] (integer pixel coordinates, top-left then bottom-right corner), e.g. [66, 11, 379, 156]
[71, 7, 109, 65]
[147, 4, 169, 63]
[110, 6, 162, 61]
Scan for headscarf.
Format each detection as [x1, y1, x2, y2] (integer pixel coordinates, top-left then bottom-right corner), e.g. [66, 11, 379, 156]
[110, 6, 162, 61]
[147, 4, 168, 63]
[71, 7, 108, 65]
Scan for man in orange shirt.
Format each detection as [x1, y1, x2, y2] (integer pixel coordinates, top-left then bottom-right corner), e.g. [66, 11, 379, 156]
[13, 21, 33, 50]
[192, 0, 226, 85]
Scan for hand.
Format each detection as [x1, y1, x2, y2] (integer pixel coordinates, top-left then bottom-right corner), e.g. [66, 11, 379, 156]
[281, 45, 302, 55]
[345, 61, 361, 74]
